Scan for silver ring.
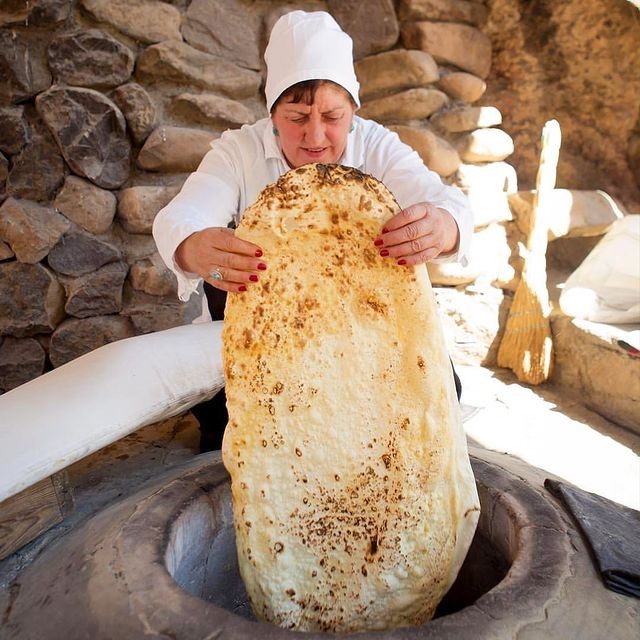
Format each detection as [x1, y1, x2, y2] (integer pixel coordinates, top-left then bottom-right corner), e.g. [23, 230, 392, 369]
[209, 269, 223, 281]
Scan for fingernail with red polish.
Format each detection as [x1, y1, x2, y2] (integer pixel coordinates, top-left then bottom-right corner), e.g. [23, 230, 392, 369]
[258, 262, 267, 270]
[380, 249, 389, 257]
[374, 238, 383, 246]
[249, 274, 259, 282]
[255, 249, 263, 257]
[239, 285, 247, 292]
[398, 259, 407, 265]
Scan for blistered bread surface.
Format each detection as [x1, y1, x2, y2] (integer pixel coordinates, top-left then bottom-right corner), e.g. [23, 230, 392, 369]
[221, 163, 479, 633]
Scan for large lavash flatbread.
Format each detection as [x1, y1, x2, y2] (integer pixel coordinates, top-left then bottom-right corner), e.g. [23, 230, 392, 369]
[221, 163, 480, 633]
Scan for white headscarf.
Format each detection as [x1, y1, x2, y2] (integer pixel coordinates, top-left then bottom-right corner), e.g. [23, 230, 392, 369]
[264, 10, 361, 112]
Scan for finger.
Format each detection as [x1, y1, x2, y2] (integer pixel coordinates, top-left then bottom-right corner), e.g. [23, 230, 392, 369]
[212, 228, 264, 258]
[381, 203, 426, 233]
[394, 247, 439, 267]
[209, 247, 267, 273]
[205, 276, 249, 293]
[380, 234, 441, 261]
[206, 265, 263, 285]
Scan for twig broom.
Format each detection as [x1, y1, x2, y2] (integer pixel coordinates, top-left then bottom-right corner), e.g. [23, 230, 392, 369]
[497, 119, 561, 384]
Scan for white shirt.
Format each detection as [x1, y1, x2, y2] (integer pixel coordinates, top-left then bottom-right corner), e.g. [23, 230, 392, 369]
[153, 116, 473, 319]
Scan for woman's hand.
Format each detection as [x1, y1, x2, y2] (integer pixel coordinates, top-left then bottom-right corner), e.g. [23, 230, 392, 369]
[175, 227, 266, 292]
[374, 203, 460, 267]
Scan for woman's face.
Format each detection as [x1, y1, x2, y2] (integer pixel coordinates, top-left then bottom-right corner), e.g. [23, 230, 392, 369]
[271, 83, 356, 168]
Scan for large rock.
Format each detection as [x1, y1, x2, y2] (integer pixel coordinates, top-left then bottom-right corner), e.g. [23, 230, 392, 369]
[355, 49, 439, 101]
[117, 185, 181, 234]
[5, 125, 66, 202]
[110, 83, 157, 145]
[122, 285, 201, 333]
[0, 106, 29, 155]
[49, 315, 136, 368]
[398, 0, 488, 27]
[36, 86, 131, 189]
[0, 0, 71, 27]
[629, 133, 640, 189]
[64, 261, 129, 318]
[182, 0, 261, 70]
[0, 30, 51, 103]
[436, 71, 486, 103]
[0, 337, 46, 391]
[328, 0, 399, 59]
[431, 106, 502, 133]
[112, 227, 162, 264]
[401, 21, 492, 79]
[389, 124, 461, 177]
[136, 40, 261, 99]
[80, 0, 182, 44]
[358, 87, 448, 122]
[137, 126, 216, 173]
[54, 176, 117, 235]
[482, 0, 640, 209]
[47, 30, 135, 89]
[0, 151, 7, 189]
[455, 128, 514, 163]
[48, 232, 122, 277]
[0, 262, 65, 337]
[172, 93, 259, 128]
[0, 198, 70, 263]
[129, 252, 177, 296]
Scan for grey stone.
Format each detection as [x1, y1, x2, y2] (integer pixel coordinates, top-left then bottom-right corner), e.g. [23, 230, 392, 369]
[36, 86, 131, 189]
[129, 252, 177, 297]
[49, 315, 136, 368]
[172, 93, 258, 129]
[431, 106, 502, 133]
[111, 83, 157, 145]
[0, 198, 70, 263]
[328, 0, 399, 59]
[64, 261, 129, 318]
[401, 21, 492, 79]
[0, 262, 65, 337]
[0, 0, 71, 27]
[358, 87, 448, 122]
[455, 128, 515, 162]
[112, 228, 161, 265]
[355, 49, 439, 102]
[0, 30, 51, 103]
[436, 71, 486, 103]
[48, 232, 122, 277]
[0, 239, 14, 261]
[117, 185, 181, 234]
[80, 0, 182, 44]
[137, 126, 216, 173]
[389, 124, 461, 177]
[136, 40, 261, 99]
[5, 125, 65, 202]
[0, 336, 46, 391]
[54, 176, 117, 235]
[398, 0, 488, 27]
[122, 285, 201, 333]
[47, 29, 135, 89]
[0, 105, 29, 155]
[182, 0, 261, 70]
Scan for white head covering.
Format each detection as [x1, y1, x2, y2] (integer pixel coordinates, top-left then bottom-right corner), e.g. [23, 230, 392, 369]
[264, 10, 361, 112]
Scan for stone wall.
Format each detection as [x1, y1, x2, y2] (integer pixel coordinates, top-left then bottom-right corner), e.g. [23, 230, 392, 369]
[0, 0, 637, 392]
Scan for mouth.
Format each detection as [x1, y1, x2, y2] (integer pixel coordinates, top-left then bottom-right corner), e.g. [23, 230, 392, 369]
[302, 147, 328, 156]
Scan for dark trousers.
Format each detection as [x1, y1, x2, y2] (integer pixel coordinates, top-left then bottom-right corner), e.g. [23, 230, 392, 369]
[195, 283, 462, 452]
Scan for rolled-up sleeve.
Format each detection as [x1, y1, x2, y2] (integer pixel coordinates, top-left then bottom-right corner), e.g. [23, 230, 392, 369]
[362, 122, 473, 267]
[152, 143, 241, 301]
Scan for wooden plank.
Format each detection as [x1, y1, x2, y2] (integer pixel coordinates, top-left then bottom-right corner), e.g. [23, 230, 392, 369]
[0, 472, 73, 560]
[509, 189, 625, 240]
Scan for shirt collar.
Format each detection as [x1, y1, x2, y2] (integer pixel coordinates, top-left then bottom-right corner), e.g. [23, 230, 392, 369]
[263, 115, 366, 168]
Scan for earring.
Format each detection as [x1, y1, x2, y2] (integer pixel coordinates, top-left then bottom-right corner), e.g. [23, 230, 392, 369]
[272, 126, 279, 136]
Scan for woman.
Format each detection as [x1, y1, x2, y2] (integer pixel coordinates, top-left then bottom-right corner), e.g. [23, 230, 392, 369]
[153, 10, 472, 449]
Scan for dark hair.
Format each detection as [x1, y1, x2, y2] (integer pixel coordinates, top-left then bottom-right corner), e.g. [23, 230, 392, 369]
[270, 79, 355, 113]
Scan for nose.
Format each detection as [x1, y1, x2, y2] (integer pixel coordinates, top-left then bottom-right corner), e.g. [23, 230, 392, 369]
[304, 117, 325, 147]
